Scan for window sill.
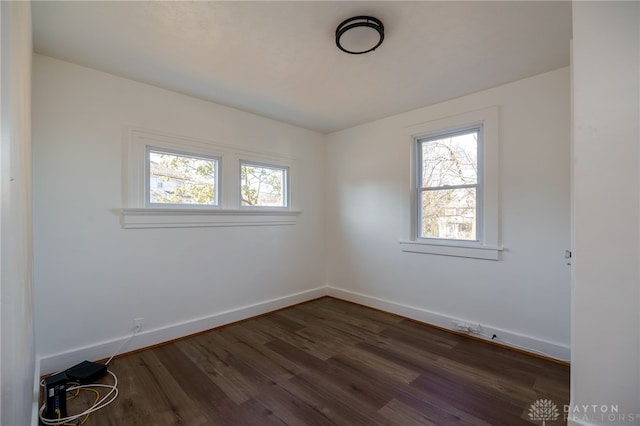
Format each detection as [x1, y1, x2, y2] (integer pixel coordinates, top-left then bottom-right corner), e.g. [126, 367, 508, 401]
[120, 208, 301, 229]
[399, 240, 503, 260]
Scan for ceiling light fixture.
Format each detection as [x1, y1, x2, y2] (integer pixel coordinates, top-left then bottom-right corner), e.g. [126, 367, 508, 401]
[335, 16, 384, 55]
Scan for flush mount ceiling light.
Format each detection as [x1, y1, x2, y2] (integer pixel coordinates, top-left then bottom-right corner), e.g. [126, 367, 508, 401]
[335, 16, 384, 55]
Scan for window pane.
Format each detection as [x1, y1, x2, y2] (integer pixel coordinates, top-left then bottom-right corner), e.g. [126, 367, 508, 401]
[420, 188, 477, 240]
[149, 150, 217, 206]
[421, 130, 478, 187]
[241, 163, 287, 207]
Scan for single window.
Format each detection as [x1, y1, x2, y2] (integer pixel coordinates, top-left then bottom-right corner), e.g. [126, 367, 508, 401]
[417, 126, 482, 241]
[240, 161, 288, 207]
[146, 147, 219, 207]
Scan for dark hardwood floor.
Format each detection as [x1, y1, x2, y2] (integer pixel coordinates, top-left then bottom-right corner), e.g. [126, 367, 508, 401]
[54, 297, 569, 425]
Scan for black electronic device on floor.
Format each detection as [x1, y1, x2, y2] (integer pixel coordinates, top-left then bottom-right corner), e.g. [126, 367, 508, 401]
[44, 372, 67, 419]
[64, 360, 108, 384]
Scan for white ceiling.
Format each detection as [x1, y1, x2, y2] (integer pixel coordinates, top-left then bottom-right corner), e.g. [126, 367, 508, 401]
[31, 1, 572, 134]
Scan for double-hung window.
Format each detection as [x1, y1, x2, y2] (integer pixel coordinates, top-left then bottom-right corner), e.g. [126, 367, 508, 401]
[400, 106, 501, 260]
[417, 126, 481, 242]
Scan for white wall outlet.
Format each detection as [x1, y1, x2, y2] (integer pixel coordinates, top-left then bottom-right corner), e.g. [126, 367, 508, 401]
[134, 317, 144, 333]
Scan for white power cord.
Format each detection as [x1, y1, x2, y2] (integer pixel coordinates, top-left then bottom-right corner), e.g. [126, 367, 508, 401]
[39, 370, 119, 425]
[105, 329, 137, 366]
[39, 325, 138, 388]
[38, 327, 139, 424]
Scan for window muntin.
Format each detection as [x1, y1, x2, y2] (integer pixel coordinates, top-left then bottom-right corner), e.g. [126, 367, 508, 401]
[146, 147, 219, 207]
[240, 161, 288, 208]
[417, 127, 482, 241]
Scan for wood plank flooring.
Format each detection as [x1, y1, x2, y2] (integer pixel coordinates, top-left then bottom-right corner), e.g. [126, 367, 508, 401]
[55, 297, 569, 425]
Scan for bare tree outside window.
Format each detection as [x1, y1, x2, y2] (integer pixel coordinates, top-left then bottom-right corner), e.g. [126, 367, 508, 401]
[149, 150, 217, 206]
[240, 163, 287, 207]
[419, 129, 479, 240]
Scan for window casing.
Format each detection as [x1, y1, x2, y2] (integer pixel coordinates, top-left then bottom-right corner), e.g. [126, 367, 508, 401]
[399, 106, 501, 260]
[122, 128, 300, 228]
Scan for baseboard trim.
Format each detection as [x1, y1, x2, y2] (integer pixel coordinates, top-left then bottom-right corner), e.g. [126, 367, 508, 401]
[38, 286, 327, 375]
[326, 286, 570, 363]
[38, 284, 569, 376]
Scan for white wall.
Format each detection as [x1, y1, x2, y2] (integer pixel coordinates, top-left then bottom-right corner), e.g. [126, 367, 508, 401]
[571, 2, 640, 424]
[0, 1, 36, 425]
[32, 55, 326, 373]
[27, 3, 640, 420]
[325, 68, 571, 360]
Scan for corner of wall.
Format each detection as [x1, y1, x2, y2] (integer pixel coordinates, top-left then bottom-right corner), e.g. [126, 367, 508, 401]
[326, 285, 570, 362]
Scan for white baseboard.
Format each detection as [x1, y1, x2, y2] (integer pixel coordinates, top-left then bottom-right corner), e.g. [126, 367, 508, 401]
[33, 284, 571, 424]
[326, 285, 570, 362]
[37, 284, 569, 378]
[38, 286, 327, 375]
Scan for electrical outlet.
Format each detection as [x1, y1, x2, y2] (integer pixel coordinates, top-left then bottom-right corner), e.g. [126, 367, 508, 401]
[134, 317, 144, 333]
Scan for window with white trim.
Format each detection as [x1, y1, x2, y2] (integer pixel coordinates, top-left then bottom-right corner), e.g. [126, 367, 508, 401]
[417, 126, 481, 241]
[121, 128, 300, 229]
[399, 106, 501, 260]
[146, 147, 219, 208]
[240, 161, 288, 208]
